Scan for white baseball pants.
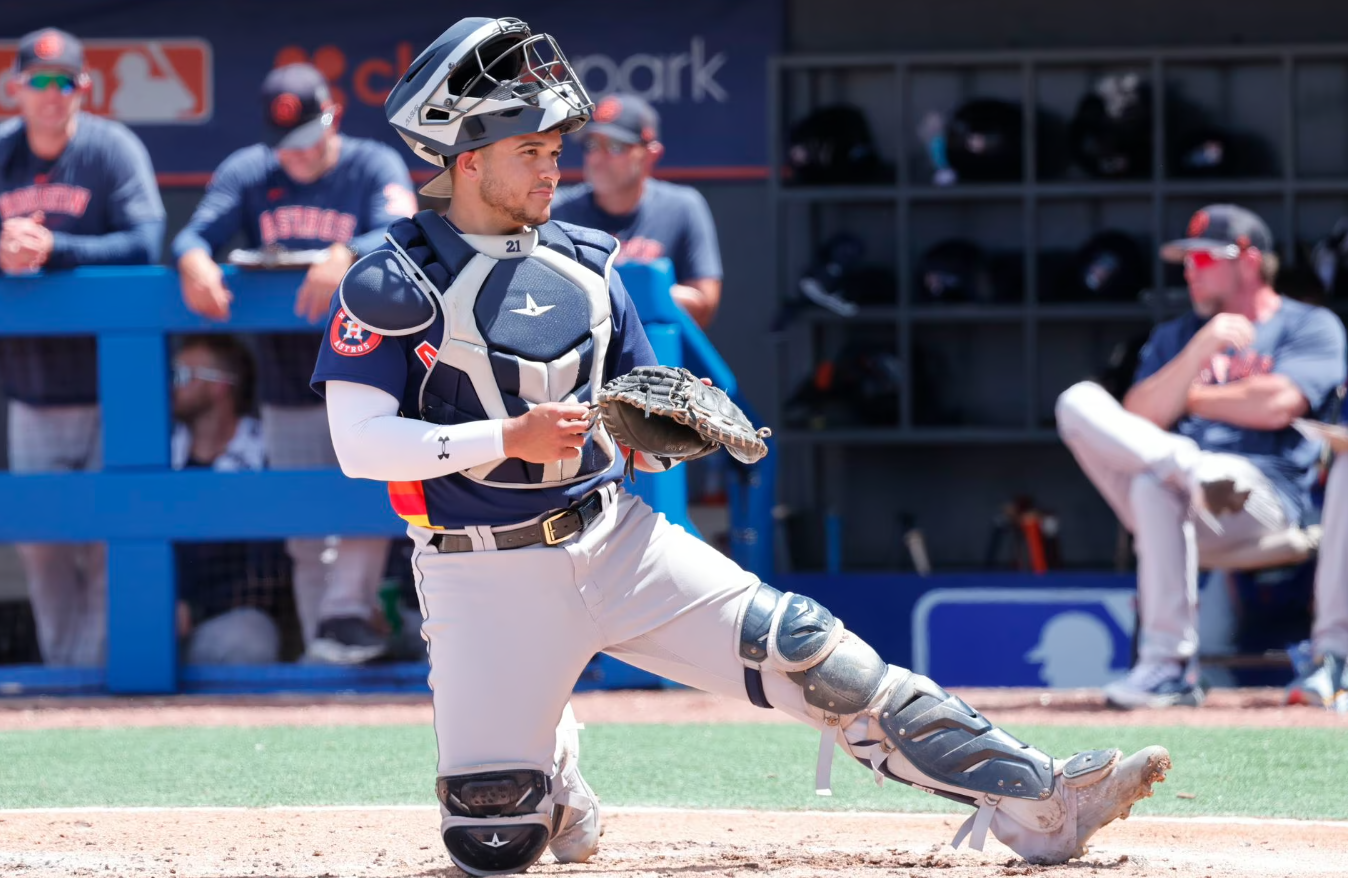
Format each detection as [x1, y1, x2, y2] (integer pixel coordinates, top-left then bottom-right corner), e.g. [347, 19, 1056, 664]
[1312, 457, 1348, 659]
[407, 484, 834, 781]
[1056, 381, 1289, 663]
[7, 401, 106, 667]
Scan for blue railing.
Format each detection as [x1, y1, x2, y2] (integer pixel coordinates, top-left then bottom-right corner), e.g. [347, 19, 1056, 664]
[0, 259, 775, 695]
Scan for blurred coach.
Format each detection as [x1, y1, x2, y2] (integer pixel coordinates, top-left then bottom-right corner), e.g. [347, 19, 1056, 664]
[551, 93, 723, 328]
[0, 27, 165, 667]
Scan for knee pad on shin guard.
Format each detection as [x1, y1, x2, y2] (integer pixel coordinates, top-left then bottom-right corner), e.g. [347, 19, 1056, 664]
[735, 583, 1054, 807]
[437, 765, 555, 876]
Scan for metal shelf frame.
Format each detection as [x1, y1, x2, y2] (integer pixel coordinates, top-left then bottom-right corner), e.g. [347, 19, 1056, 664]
[765, 43, 1348, 564]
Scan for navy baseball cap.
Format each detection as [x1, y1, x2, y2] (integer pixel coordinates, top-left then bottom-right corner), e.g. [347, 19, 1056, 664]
[1161, 204, 1274, 262]
[585, 93, 660, 144]
[15, 28, 84, 74]
[261, 63, 336, 150]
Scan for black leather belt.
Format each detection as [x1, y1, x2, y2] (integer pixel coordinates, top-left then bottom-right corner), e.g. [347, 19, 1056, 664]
[428, 489, 608, 553]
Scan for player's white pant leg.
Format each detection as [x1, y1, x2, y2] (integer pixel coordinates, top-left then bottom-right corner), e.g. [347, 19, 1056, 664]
[1129, 474, 1200, 662]
[8, 401, 105, 666]
[285, 537, 329, 646]
[1132, 457, 1288, 663]
[317, 536, 389, 621]
[71, 541, 107, 667]
[1312, 456, 1348, 659]
[585, 491, 1167, 866]
[18, 543, 90, 666]
[264, 403, 388, 637]
[1055, 381, 1204, 503]
[408, 520, 607, 876]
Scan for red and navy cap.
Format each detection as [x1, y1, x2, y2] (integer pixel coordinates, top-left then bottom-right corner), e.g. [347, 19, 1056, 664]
[585, 93, 660, 145]
[1161, 204, 1274, 262]
[261, 63, 336, 150]
[14, 28, 84, 74]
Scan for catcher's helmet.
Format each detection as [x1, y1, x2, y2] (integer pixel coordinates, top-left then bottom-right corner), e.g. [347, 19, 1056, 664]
[386, 17, 593, 197]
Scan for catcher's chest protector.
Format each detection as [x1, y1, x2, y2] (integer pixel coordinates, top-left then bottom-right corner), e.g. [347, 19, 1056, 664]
[395, 211, 618, 488]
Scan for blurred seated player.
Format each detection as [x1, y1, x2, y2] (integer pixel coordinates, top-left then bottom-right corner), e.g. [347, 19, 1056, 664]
[550, 93, 722, 328]
[0, 27, 165, 667]
[171, 335, 288, 665]
[1057, 204, 1347, 709]
[171, 63, 416, 664]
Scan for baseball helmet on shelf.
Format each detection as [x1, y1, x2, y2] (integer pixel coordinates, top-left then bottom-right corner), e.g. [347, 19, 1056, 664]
[945, 98, 1023, 182]
[1068, 73, 1153, 179]
[1056, 231, 1149, 303]
[917, 239, 1025, 304]
[385, 17, 593, 197]
[786, 105, 894, 185]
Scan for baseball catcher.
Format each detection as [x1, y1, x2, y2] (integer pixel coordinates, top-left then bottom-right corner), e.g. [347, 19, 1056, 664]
[311, 15, 1172, 876]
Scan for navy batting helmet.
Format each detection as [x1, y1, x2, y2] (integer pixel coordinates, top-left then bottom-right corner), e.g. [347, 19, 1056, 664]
[386, 17, 593, 197]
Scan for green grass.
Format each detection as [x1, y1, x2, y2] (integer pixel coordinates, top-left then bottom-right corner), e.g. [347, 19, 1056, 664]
[0, 723, 1345, 819]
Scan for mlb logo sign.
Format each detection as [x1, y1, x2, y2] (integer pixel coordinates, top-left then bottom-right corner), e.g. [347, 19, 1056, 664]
[912, 587, 1137, 688]
[0, 39, 212, 124]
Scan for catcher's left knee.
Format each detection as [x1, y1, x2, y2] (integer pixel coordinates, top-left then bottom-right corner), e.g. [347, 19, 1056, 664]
[734, 582, 888, 714]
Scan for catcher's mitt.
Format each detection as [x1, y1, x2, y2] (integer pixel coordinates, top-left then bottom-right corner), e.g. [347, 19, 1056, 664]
[596, 366, 772, 477]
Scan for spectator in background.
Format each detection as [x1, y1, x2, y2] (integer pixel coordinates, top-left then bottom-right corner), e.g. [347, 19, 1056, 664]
[0, 27, 165, 667]
[171, 62, 415, 665]
[551, 93, 723, 328]
[171, 335, 285, 665]
[1056, 204, 1346, 709]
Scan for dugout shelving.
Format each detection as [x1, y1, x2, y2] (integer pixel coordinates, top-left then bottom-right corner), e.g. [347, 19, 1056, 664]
[767, 44, 1348, 572]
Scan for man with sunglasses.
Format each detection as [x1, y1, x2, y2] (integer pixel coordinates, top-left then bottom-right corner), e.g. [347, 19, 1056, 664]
[172, 62, 416, 665]
[0, 27, 165, 667]
[1056, 204, 1346, 709]
[550, 93, 722, 328]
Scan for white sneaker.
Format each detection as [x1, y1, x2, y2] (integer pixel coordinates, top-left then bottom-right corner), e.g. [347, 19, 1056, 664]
[548, 703, 601, 864]
[1286, 654, 1348, 713]
[989, 746, 1172, 864]
[1103, 660, 1205, 709]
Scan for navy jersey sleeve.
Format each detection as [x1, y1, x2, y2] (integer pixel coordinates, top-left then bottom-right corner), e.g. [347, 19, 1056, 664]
[46, 122, 164, 268]
[1276, 307, 1347, 412]
[171, 147, 262, 260]
[1132, 317, 1191, 385]
[672, 187, 722, 282]
[348, 143, 417, 257]
[310, 275, 410, 402]
[604, 268, 658, 379]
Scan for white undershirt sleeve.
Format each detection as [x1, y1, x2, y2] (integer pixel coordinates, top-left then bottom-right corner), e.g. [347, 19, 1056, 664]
[325, 379, 505, 482]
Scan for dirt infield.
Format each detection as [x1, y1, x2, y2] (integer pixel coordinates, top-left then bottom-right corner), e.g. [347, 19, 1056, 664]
[2, 806, 1345, 877]
[1, 687, 1345, 877]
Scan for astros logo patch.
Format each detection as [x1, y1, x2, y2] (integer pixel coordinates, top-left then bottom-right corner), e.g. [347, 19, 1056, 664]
[1188, 210, 1210, 238]
[330, 308, 383, 357]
